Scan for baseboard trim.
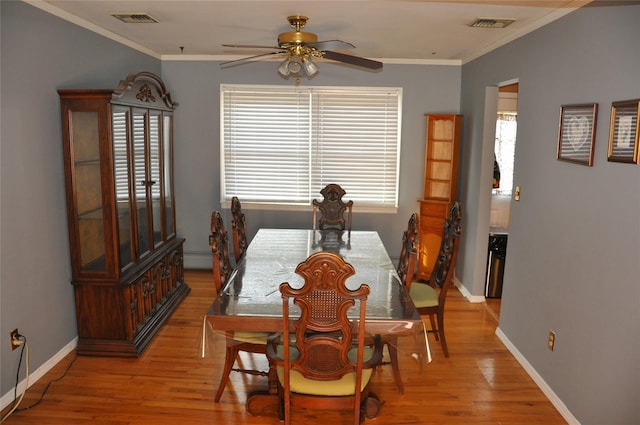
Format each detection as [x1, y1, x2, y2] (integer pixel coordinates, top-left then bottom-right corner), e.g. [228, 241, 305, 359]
[495, 327, 580, 425]
[1, 337, 78, 411]
[184, 251, 212, 270]
[454, 277, 485, 303]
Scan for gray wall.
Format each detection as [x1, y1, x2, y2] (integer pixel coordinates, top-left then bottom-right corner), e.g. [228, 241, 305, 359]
[1, 1, 160, 396]
[161, 61, 461, 269]
[459, 4, 640, 424]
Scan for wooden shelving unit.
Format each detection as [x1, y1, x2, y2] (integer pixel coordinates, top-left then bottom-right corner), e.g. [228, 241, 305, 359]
[417, 114, 462, 281]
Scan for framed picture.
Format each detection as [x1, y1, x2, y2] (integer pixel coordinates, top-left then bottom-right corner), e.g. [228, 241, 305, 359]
[608, 99, 640, 164]
[557, 103, 598, 166]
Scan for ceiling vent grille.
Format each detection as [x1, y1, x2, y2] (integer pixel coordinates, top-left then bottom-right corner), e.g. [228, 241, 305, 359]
[110, 13, 158, 24]
[469, 18, 515, 28]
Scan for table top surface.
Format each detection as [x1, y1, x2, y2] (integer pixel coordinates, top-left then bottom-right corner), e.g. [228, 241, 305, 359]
[205, 229, 422, 333]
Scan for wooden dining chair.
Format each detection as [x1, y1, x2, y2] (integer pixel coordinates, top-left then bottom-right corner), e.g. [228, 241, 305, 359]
[385, 203, 462, 393]
[209, 211, 233, 294]
[381, 211, 419, 394]
[312, 183, 353, 234]
[267, 251, 383, 425]
[409, 200, 462, 358]
[230, 196, 248, 264]
[209, 211, 269, 402]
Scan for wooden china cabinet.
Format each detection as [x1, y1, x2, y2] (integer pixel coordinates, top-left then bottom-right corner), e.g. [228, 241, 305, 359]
[417, 114, 462, 281]
[59, 72, 190, 357]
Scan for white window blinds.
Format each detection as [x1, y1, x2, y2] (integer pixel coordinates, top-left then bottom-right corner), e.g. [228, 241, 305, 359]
[221, 85, 401, 210]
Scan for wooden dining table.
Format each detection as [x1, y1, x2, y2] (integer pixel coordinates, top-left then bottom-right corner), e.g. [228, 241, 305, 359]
[202, 228, 430, 415]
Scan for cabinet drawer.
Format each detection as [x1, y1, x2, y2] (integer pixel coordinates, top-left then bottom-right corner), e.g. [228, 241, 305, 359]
[421, 216, 445, 231]
[419, 201, 448, 217]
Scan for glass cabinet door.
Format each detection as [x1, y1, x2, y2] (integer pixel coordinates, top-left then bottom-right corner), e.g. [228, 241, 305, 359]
[149, 111, 163, 247]
[163, 114, 175, 238]
[71, 111, 107, 272]
[112, 107, 134, 270]
[132, 110, 151, 258]
[114, 107, 174, 268]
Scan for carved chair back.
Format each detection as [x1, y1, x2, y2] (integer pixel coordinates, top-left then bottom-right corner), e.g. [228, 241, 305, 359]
[230, 196, 248, 263]
[312, 184, 353, 232]
[209, 211, 232, 294]
[429, 201, 462, 300]
[396, 212, 419, 288]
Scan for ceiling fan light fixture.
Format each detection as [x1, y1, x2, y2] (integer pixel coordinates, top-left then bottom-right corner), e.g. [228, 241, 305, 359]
[278, 58, 291, 76]
[302, 56, 319, 77]
[287, 57, 302, 74]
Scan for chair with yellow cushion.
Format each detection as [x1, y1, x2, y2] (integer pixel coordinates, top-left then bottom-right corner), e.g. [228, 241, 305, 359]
[381, 211, 419, 394]
[267, 251, 383, 425]
[384, 203, 462, 393]
[408, 200, 462, 358]
[210, 211, 269, 402]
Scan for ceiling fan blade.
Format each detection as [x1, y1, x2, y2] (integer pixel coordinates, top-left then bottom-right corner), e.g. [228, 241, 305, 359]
[321, 50, 383, 70]
[307, 40, 355, 51]
[220, 51, 286, 68]
[223, 44, 281, 49]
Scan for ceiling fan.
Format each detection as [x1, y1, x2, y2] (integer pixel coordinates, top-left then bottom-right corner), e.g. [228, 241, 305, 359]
[221, 15, 383, 79]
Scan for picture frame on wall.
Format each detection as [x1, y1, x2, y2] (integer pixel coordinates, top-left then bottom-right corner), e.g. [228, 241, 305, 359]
[608, 99, 640, 164]
[557, 103, 598, 166]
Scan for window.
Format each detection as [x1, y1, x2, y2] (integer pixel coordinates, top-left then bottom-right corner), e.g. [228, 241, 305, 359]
[221, 84, 402, 211]
[493, 112, 516, 196]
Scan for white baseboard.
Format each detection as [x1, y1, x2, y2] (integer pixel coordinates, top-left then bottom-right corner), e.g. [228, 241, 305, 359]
[454, 277, 485, 303]
[184, 251, 212, 270]
[1, 337, 78, 411]
[495, 327, 580, 425]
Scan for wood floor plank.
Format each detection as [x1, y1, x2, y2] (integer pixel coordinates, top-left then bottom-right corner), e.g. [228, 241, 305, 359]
[2, 270, 567, 424]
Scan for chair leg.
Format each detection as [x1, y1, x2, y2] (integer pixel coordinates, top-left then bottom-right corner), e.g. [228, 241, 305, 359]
[283, 390, 291, 425]
[214, 344, 239, 402]
[387, 340, 404, 394]
[437, 313, 449, 357]
[428, 314, 439, 341]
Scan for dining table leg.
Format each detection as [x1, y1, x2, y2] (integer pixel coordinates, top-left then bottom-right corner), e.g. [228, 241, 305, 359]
[245, 358, 280, 416]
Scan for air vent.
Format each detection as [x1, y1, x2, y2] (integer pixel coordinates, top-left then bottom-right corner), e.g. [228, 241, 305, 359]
[469, 18, 515, 28]
[110, 13, 158, 23]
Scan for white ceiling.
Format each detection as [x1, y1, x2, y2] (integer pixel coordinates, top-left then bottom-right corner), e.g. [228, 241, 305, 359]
[29, 0, 597, 64]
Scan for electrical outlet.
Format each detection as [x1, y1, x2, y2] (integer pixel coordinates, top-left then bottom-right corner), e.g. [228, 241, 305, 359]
[10, 329, 22, 350]
[547, 330, 555, 351]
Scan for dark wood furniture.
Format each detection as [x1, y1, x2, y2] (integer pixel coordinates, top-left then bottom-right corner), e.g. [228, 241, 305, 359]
[312, 184, 353, 233]
[267, 251, 383, 425]
[409, 201, 462, 357]
[230, 196, 248, 263]
[383, 211, 420, 394]
[209, 211, 233, 294]
[209, 211, 268, 402]
[203, 229, 428, 416]
[418, 114, 462, 281]
[59, 72, 189, 357]
[384, 205, 461, 391]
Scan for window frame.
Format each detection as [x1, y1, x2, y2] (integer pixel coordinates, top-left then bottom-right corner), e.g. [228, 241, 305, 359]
[220, 84, 402, 213]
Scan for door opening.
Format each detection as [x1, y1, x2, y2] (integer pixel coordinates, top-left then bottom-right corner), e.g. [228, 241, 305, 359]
[485, 82, 518, 308]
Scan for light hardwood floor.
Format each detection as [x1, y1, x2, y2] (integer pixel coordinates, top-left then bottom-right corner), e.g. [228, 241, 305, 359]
[2, 270, 566, 424]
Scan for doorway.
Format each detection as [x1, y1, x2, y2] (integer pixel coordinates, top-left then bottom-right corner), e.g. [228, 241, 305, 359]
[485, 81, 518, 319]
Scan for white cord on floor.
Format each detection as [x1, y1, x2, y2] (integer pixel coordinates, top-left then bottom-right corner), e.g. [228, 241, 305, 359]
[0, 340, 30, 423]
